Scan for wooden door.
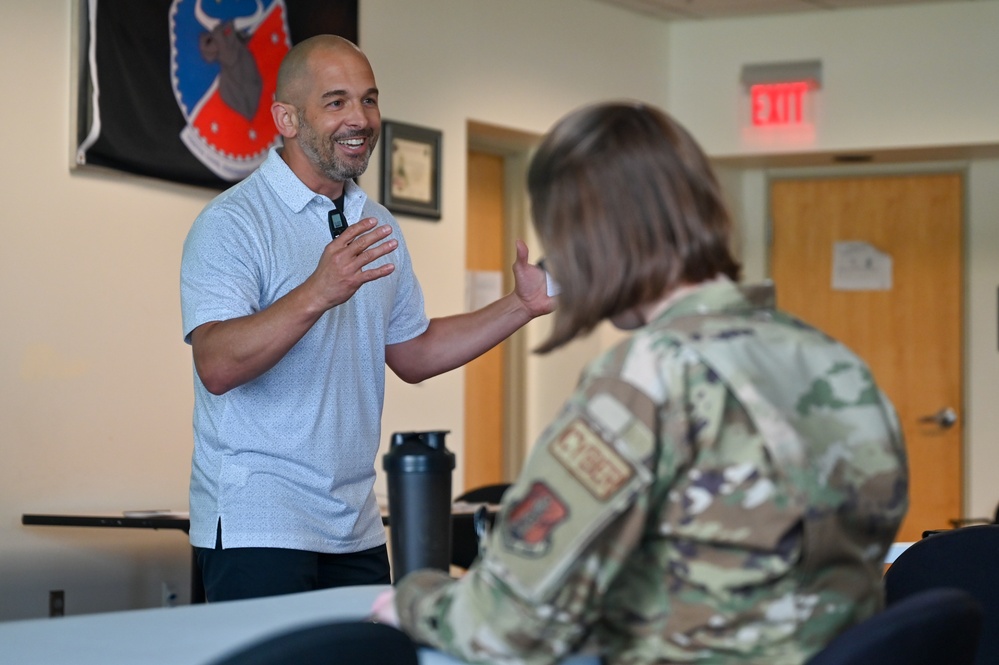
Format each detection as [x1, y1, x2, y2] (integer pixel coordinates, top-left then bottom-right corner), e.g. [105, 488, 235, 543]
[770, 173, 963, 542]
[464, 150, 506, 490]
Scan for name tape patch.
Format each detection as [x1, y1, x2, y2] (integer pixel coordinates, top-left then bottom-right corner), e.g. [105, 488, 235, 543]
[550, 418, 634, 501]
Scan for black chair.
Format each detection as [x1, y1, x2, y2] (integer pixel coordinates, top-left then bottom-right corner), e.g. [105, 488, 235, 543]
[455, 483, 511, 505]
[883, 524, 999, 665]
[451, 482, 511, 570]
[208, 620, 419, 665]
[806, 587, 982, 665]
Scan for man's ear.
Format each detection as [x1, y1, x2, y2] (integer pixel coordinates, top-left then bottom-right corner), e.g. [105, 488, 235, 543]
[272, 102, 298, 139]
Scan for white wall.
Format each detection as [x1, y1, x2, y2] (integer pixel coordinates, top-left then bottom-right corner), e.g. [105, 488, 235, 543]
[667, 1, 999, 157]
[0, 0, 670, 620]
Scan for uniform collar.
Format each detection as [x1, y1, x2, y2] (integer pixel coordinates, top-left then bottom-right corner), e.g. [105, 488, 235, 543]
[653, 277, 776, 326]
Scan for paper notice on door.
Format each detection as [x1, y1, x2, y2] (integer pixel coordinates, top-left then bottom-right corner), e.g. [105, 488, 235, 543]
[832, 241, 893, 291]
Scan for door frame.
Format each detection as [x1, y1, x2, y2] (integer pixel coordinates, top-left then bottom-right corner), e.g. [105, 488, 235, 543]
[467, 121, 538, 482]
[759, 161, 971, 521]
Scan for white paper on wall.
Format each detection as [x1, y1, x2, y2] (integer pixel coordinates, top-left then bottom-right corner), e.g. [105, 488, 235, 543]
[466, 270, 504, 311]
[832, 241, 893, 291]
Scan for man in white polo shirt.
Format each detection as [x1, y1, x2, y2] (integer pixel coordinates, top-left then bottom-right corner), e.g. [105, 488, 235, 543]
[180, 34, 553, 602]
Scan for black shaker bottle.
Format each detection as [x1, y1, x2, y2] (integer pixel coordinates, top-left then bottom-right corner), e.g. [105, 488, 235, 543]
[382, 430, 455, 582]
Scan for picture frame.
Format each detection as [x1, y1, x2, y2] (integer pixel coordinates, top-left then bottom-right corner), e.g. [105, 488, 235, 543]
[380, 120, 442, 219]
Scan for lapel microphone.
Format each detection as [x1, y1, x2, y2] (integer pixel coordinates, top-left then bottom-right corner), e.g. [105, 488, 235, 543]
[328, 209, 348, 239]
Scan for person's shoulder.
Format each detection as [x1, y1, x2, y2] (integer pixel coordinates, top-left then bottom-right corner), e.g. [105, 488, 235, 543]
[359, 192, 399, 225]
[356, 191, 414, 255]
[203, 162, 285, 215]
[186, 179, 274, 253]
[190, 188, 247, 234]
[577, 327, 684, 403]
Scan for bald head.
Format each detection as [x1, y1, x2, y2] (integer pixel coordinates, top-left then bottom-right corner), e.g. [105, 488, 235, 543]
[270, 34, 380, 195]
[275, 35, 370, 107]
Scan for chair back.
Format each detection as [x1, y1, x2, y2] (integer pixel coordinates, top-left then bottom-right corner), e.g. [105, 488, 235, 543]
[452, 483, 511, 569]
[455, 483, 511, 505]
[207, 620, 419, 665]
[883, 524, 999, 665]
[806, 587, 982, 665]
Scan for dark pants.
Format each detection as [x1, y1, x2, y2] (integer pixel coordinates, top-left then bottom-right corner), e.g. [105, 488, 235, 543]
[195, 521, 391, 602]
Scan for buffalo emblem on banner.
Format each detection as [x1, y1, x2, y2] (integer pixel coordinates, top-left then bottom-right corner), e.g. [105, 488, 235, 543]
[169, 0, 291, 181]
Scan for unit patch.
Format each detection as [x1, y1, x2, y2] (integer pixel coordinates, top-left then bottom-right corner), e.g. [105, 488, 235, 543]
[504, 482, 569, 557]
[550, 418, 634, 500]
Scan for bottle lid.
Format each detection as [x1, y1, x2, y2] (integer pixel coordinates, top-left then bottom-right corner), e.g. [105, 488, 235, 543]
[383, 430, 455, 472]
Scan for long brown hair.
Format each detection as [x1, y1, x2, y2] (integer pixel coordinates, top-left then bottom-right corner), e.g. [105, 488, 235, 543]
[528, 102, 740, 353]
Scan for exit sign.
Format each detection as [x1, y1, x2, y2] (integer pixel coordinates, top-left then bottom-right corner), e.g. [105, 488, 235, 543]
[750, 81, 812, 127]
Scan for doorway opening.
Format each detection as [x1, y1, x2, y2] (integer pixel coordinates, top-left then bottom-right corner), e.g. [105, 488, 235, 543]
[464, 120, 537, 489]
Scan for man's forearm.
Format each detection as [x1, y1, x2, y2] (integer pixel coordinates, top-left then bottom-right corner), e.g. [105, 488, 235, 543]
[386, 292, 535, 384]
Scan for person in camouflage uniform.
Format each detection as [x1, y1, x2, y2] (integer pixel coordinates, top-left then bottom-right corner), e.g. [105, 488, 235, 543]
[372, 102, 908, 664]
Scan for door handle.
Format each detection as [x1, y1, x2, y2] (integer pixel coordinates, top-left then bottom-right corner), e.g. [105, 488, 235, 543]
[918, 407, 958, 429]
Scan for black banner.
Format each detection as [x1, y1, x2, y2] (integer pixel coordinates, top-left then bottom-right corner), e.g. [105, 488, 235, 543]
[76, 0, 358, 189]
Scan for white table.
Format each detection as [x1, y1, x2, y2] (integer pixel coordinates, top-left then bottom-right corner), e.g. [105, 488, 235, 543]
[884, 542, 915, 564]
[0, 584, 599, 665]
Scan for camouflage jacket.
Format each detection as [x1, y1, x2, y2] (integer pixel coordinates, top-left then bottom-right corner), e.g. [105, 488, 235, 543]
[395, 279, 908, 664]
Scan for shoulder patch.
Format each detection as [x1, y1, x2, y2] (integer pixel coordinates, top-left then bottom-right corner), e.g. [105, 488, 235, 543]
[550, 418, 634, 500]
[503, 481, 569, 557]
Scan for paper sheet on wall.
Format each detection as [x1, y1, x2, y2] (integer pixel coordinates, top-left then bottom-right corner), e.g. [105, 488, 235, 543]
[832, 241, 893, 291]
[466, 270, 504, 311]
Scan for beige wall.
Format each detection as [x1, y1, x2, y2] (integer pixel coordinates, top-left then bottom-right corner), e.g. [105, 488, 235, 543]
[358, 0, 672, 493]
[0, 0, 669, 620]
[1, 2, 211, 619]
[2, 0, 997, 621]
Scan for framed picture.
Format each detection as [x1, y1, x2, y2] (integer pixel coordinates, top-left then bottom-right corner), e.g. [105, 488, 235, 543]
[380, 120, 442, 219]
